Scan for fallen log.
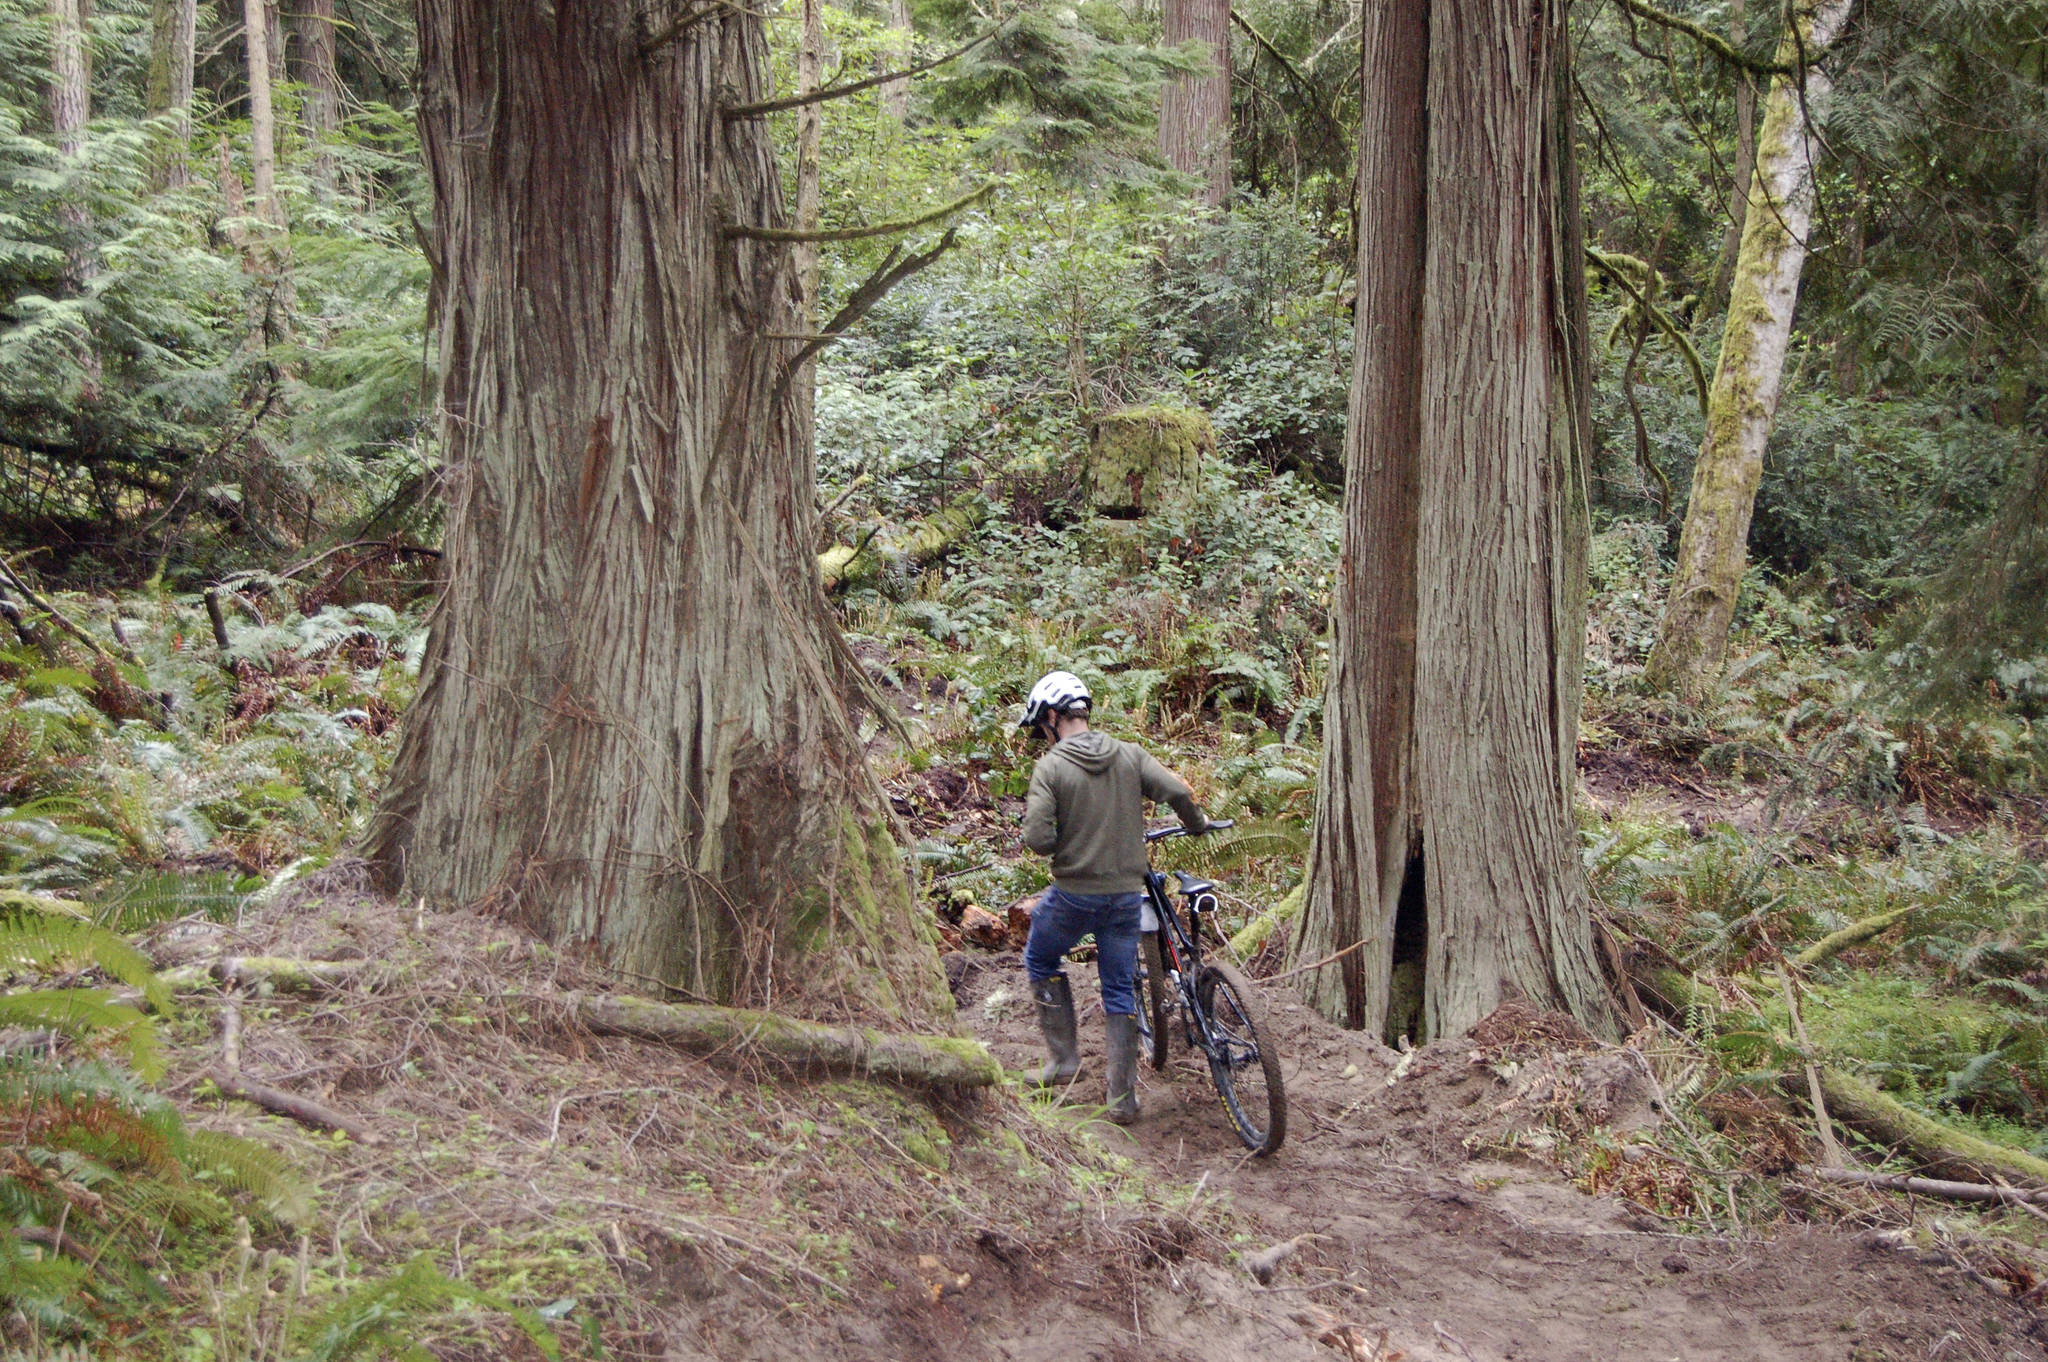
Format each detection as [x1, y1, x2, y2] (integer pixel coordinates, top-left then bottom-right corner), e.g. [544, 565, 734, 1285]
[1228, 883, 1303, 959]
[559, 991, 1002, 1088]
[157, 956, 366, 996]
[208, 1066, 380, 1144]
[1810, 1068, 2048, 1189]
[819, 499, 985, 593]
[1634, 963, 2048, 1190]
[1808, 1166, 2048, 1206]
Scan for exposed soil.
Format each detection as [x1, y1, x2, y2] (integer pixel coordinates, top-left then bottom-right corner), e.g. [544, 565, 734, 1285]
[949, 949, 2048, 1362]
[138, 873, 2048, 1362]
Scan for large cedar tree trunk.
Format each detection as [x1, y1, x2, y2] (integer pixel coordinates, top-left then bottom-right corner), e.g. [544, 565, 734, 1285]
[145, 0, 197, 188]
[1291, 0, 1616, 1044]
[363, 1, 949, 1026]
[1642, 0, 1853, 699]
[1159, 0, 1230, 207]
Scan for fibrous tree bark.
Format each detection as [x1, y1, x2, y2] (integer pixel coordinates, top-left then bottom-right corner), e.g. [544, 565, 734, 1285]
[1159, 0, 1230, 207]
[1290, 0, 1616, 1044]
[1642, 0, 1854, 699]
[49, 0, 94, 288]
[145, 0, 197, 188]
[363, 1, 949, 1026]
[295, 0, 342, 195]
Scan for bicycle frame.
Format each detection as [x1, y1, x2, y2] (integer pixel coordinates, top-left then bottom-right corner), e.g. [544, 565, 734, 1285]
[1142, 826, 1226, 1049]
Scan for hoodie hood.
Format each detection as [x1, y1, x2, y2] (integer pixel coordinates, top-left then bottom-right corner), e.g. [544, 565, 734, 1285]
[1050, 730, 1119, 773]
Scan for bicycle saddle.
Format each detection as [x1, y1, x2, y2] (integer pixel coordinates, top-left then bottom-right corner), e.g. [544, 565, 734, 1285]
[1173, 870, 1216, 897]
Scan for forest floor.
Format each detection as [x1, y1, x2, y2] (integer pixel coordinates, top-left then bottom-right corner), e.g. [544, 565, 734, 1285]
[144, 863, 2048, 1362]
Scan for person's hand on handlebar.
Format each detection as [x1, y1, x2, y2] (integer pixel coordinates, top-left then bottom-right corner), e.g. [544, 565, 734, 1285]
[1145, 818, 1234, 842]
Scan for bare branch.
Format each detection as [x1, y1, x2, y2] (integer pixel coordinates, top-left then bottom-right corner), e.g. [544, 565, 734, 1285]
[640, 0, 730, 56]
[1612, 0, 1795, 75]
[724, 181, 994, 243]
[723, 20, 1005, 117]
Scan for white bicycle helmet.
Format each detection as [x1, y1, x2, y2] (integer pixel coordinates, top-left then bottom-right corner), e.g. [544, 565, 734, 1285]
[1019, 670, 1092, 730]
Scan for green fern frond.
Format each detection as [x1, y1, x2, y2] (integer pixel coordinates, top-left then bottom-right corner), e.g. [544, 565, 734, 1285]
[0, 912, 171, 1012]
[115, 1174, 232, 1231]
[87, 870, 250, 932]
[0, 992, 163, 1080]
[296, 1254, 562, 1362]
[181, 1128, 314, 1226]
[0, 1242, 91, 1329]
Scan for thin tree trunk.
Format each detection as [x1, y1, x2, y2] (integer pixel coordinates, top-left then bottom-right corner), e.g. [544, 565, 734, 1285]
[796, 0, 823, 324]
[880, 0, 912, 120]
[363, 1, 949, 1027]
[1643, 0, 1853, 700]
[49, 0, 94, 288]
[243, 0, 281, 227]
[1292, 0, 1616, 1044]
[145, 0, 198, 188]
[1709, 0, 1755, 305]
[296, 0, 342, 196]
[1159, 0, 1231, 208]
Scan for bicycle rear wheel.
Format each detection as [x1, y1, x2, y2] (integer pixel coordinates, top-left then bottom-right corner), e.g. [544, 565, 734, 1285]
[1140, 931, 1171, 1070]
[1194, 961, 1286, 1155]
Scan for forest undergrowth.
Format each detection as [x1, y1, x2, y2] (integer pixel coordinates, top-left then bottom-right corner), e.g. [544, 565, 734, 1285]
[5, 456, 2048, 1351]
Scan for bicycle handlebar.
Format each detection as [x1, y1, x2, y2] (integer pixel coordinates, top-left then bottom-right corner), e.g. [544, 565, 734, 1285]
[1145, 818, 1235, 843]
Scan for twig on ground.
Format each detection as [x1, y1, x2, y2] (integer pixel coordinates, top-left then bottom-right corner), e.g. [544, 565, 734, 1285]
[208, 1066, 380, 1144]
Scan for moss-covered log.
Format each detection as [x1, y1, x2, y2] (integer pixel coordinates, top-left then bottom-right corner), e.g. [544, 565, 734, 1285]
[818, 499, 985, 593]
[561, 990, 1001, 1087]
[1791, 905, 1918, 971]
[1227, 883, 1303, 958]
[1634, 963, 2048, 1189]
[156, 956, 367, 996]
[1807, 1069, 2048, 1189]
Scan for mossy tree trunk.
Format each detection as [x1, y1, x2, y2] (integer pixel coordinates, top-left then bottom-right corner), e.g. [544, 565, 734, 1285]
[1642, 0, 1853, 699]
[1291, 0, 1616, 1044]
[363, 0, 950, 1027]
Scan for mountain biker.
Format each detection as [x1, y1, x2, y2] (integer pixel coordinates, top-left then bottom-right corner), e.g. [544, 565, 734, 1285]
[1017, 670, 1210, 1123]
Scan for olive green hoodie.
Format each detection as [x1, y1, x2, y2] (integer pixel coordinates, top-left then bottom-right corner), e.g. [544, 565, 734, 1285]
[1021, 730, 1208, 895]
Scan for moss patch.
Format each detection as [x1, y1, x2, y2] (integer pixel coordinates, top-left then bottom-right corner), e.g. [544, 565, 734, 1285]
[1086, 406, 1214, 516]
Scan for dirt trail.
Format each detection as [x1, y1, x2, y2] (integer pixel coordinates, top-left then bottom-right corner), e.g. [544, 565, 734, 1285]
[948, 949, 2048, 1362]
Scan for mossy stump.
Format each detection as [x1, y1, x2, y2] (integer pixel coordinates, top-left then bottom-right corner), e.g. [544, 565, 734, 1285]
[1086, 406, 1213, 517]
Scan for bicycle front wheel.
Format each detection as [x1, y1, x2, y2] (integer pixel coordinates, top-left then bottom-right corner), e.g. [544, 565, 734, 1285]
[1194, 961, 1286, 1155]
[1140, 931, 1171, 1070]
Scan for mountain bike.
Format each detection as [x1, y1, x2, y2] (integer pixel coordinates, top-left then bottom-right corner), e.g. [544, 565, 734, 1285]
[1135, 820, 1286, 1155]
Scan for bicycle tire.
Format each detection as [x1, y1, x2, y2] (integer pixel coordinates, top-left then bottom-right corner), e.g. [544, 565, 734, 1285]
[1194, 961, 1286, 1155]
[1140, 930, 1171, 1070]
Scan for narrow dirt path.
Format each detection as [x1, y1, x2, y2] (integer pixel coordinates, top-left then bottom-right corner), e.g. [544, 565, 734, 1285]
[951, 950, 2048, 1362]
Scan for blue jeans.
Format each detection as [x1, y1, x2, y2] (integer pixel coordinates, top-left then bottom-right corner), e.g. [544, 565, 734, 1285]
[1023, 886, 1145, 1016]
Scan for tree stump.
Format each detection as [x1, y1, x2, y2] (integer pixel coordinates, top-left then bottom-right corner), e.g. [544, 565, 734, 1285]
[1086, 407, 1214, 517]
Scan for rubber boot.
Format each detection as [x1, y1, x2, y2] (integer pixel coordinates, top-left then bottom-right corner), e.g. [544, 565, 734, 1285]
[1105, 1013, 1141, 1124]
[1033, 974, 1081, 1087]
